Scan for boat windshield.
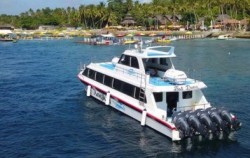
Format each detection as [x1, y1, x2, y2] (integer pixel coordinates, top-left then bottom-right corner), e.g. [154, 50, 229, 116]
[143, 58, 171, 73]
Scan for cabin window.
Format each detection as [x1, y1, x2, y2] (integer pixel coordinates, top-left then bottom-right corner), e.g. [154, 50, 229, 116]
[160, 58, 168, 65]
[88, 69, 96, 80]
[148, 58, 158, 64]
[82, 68, 89, 76]
[96, 72, 104, 83]
[113, 79, 123, 91]
[153, 92, 163, 102]
[121, 82, 135, 97]
[104, 75, 113, 87]
[183, 91, 192, 99]
[118, 54, 130, 66]
[131, 56, 139, 69]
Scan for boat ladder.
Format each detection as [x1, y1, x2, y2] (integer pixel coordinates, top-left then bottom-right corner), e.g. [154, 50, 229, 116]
[139, 74, 148, 126]
[139, 74, 146, 106]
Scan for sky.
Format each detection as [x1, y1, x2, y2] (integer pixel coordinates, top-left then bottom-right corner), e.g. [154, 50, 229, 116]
[0, 0, 150, 15]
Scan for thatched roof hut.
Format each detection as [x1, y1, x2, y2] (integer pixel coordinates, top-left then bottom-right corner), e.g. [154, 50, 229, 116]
[0, 24, 15, 30]
[121, 13, 136, 26]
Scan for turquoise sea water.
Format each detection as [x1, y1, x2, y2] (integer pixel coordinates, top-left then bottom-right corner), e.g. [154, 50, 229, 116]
[0, 38, 250, 157]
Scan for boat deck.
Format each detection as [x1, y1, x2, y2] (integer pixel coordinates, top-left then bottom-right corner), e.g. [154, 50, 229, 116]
[99, 63, 195, 87]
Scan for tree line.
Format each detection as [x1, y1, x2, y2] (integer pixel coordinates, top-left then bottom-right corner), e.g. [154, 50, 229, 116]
[0, 0, 249, 30]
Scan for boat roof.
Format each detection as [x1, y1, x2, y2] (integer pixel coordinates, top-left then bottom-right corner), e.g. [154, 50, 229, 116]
[85, 44, 207, 91]
[123, 46, 176, 58]
[100, 33, 115, 38]
[89, 62, 207, 91]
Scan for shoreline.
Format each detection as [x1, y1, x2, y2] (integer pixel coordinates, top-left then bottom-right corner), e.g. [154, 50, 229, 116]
[13, 29, 250, 39]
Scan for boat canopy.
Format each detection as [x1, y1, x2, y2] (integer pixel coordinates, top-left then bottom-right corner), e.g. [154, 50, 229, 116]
[124, 46, 176, 59]
[100, 33, 115, 38]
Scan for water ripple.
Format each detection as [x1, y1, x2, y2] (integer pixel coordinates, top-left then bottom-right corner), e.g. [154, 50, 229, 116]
[1, 39, 250, 157]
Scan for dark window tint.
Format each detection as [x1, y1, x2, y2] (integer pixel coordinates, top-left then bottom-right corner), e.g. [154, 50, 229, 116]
[183, 91, 192, 99]
[82, 68, 89, 76]
[131, 56, 139, 68]
[121, 82, 135, 97]
[113, 79, 123, 91]
[104, 75, 113, 87]
[135, 87, 140, 100]
[153, 92, 163, 102]
[148, 58, 157, 64]
[160, 58, 168, 65]
[88, 69, 96, 80]
[119, 54, 130, 66]
[96, 72, 104, 83]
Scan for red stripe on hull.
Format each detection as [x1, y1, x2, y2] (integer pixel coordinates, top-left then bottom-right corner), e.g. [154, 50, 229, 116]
[78, 75, 176, 130]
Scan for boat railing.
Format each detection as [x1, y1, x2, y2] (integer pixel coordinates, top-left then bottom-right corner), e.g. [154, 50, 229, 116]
[114, 65, 202, 87]
[177, 103, 210, 112]
[79, 62, 86, 71]
[114, 65, 148, 85]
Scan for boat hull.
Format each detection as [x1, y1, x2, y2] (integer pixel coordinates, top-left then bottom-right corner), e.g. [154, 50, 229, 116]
[79, 75, 180, 141]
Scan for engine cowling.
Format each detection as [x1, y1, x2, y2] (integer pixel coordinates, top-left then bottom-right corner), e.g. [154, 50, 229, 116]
[184, 110, 206, 137]
[195, 109, 215, 137]
[172, 111, 190, 138]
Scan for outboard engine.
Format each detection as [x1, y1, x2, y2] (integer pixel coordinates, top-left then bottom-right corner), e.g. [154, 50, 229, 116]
[172, 111, 190, 139]
[231, 116, 242, 131]
[216, 108, 233, 133]
[205, 107, 223, 136]
[217, 107, 242, 133]
[205, 107, 242, 136]
[195, 109, 215, 138]
[172, 108, 241, 140]
[184, 111, 204, 137]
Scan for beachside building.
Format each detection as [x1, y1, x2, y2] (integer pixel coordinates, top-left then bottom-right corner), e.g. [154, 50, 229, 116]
[121, 13, 136, 27]
[215, 14, 248, 31]
[152, 15, 182, 30]
[0, 24, 15, 40]
[0, 24, 15, 30]
[152, 15, 170, 29]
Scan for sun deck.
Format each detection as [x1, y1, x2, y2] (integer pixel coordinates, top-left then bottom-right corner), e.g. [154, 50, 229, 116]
[99, 63, 197, 87]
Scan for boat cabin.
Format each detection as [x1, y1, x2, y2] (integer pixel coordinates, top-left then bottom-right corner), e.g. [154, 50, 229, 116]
[116, 46, 176, 77]
[112, 46, 208, 118]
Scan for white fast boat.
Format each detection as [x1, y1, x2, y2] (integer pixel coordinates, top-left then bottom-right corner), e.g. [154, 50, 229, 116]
[78, 45, 241, 141]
